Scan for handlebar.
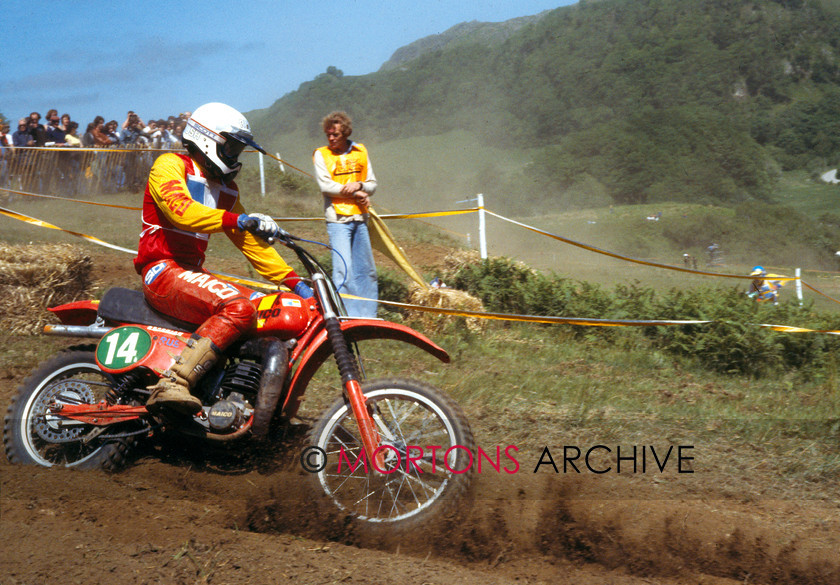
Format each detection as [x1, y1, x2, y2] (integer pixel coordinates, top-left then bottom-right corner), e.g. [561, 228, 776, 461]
[241, 218, 326, 277]
[240, 219, 347, 315]
[240, 218, 297, 246]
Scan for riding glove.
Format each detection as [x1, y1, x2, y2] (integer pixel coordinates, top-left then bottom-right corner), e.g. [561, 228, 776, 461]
[237, 213, 280, 240]
[294, 281, 314, 299]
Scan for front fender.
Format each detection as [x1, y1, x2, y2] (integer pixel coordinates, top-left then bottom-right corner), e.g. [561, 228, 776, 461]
[281, 319, 450, 419]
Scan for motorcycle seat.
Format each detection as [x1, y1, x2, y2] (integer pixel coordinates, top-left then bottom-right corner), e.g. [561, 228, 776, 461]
[97, 287, 198, 333]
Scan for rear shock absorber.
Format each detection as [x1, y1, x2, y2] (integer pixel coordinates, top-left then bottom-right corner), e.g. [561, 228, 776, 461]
[105, 370, 144, 405]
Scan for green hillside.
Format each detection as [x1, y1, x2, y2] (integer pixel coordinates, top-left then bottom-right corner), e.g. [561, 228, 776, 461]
[378, 13, 550, 72]
[247, 0, 840, 270]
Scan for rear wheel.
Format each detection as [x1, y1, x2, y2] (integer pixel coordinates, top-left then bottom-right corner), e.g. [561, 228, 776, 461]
[307, 377, 474, 531]
[3, 347, 135, 470]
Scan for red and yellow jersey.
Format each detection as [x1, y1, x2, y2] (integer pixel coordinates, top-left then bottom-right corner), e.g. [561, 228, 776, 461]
[314, 143, 369, 216]
[133, 153, 298, 287]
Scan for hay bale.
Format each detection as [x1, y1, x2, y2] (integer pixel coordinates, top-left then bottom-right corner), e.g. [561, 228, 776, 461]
[441, 249, 482, 276]
[0, 243, 96, 334]
[440, 249, 536, 279]
[407, 284, 486, 333]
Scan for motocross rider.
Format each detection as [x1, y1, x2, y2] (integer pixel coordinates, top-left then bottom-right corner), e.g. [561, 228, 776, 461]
[133, 102, 313, 415]
[747, 265, 782, 304]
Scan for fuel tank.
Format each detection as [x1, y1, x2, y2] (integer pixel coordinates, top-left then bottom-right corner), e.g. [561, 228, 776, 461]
[252, 292, 316, 339]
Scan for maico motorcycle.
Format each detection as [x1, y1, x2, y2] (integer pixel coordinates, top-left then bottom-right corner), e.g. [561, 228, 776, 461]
[3, 227, 475, 531]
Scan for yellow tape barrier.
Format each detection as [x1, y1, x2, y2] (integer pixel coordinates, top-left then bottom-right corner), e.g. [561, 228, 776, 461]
[0, 206, 136, 254]
[760, 323, 840, 334]
[350, 294, 840, 334]
[484, 210, 798, 282]
[800, 281, 840, 306]
[258, 151, 313, 177]
[360, 294, 713, 326]
[0, 186, 480, 221]
[0, 186, 142, 210]
[3, 195, 840, 331]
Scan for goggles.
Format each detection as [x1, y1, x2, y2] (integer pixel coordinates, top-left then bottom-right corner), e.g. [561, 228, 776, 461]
[220, 133, 247, 161]
[218, 130, 266, 166]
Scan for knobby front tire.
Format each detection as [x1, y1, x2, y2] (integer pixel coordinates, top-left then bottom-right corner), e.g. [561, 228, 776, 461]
[307, 377, 475, 533]
[3, 347, 134, 470]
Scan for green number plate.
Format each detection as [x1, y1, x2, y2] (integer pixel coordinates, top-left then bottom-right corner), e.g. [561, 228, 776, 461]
[96, 326, 153, 370]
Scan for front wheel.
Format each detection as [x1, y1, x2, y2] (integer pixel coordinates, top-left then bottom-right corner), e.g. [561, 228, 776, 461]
[307, 378, 475, 532]
[3, 347, 134, 470]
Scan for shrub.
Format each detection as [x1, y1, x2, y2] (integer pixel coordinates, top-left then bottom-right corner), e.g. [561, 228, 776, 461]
[446, 255, 840, 378]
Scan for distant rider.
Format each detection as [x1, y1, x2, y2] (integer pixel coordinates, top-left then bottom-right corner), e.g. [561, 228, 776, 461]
[133, 102, 312, 414]
[747, 265, 782, 304]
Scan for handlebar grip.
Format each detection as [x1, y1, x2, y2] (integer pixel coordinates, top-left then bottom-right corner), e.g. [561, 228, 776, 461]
[241, 218, 278, 244]
[241, 217, 297, 246]
[240, 218, 259, 234]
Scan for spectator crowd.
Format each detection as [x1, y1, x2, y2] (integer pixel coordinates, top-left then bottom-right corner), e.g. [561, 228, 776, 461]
[0, 108, 192, 195]
[1, 109, 189, 150]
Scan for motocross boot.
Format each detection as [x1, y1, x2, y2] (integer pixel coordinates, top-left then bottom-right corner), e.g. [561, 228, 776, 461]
[146, 336, 220, 415]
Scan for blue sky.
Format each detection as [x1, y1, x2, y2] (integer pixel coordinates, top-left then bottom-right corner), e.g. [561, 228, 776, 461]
[2, 0, 575, 127]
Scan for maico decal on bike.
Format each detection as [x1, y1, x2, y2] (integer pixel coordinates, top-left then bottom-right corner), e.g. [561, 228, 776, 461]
[254, 292, 312, 337]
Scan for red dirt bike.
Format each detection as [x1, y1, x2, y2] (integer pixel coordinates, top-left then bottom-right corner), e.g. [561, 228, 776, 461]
[3, 228, 475, 531]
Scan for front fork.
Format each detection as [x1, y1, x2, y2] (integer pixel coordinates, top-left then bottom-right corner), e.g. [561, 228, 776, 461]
[313, 274, 384, 468]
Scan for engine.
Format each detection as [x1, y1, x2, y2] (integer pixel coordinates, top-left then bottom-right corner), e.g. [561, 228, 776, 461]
[208, 392, 248, 432]
[203, 359, 262, 433]
[217, 359, 262, 398]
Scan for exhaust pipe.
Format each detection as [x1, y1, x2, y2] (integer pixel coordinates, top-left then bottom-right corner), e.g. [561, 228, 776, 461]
[43, 324, 110, 338]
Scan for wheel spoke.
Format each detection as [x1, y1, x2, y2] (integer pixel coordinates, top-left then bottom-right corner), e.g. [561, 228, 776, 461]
[397, 464, 446, 496]
[324, 421, 359, 456]
[372, 412, 397, 441]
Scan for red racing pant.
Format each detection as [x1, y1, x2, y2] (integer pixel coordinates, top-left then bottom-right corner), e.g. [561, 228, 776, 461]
[141, 259, 257, 350]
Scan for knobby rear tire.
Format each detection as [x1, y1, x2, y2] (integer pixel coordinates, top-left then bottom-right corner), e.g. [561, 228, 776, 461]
[3, 347, 134, 471]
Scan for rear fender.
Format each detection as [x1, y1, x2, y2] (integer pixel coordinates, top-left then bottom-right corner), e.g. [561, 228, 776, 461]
[281, 319, 450, 419]
[48, 300, 100, 325]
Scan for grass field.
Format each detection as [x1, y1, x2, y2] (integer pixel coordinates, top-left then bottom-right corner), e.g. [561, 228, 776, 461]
[414, 199, 840, 313]
[770, 170, 840, 217]
[1, 171, 839, 498]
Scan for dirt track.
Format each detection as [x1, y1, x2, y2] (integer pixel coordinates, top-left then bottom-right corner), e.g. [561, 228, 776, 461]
[2, 441, 838, 585]
[2, 250, 839, 585]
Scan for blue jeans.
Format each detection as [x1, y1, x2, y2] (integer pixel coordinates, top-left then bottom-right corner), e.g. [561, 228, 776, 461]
[326, 220, 378, 318]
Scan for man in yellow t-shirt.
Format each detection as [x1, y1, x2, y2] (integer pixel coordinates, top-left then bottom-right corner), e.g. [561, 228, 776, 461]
[313, 111, 378, 318]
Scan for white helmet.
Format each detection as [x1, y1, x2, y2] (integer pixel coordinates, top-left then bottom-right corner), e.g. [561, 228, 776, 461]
[182, 102, 265, 182]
